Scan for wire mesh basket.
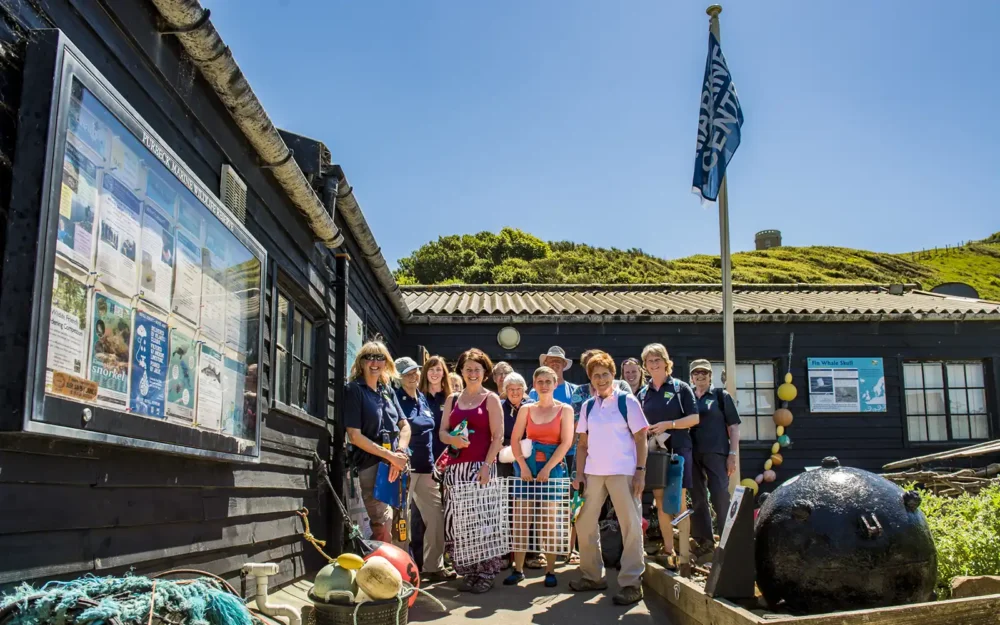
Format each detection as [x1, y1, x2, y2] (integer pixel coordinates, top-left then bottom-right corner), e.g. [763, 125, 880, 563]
[307, 585, 415, 625]
[505, 477, 573, 555]
[448, 478, 510, 567]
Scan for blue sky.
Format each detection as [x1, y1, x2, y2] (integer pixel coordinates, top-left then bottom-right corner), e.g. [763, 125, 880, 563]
[206, 1, 999, 268]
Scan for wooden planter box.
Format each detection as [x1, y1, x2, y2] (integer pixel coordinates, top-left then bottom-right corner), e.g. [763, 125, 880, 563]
[643, 562, 1000, 625]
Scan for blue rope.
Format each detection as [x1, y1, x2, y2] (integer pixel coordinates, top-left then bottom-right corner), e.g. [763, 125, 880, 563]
[0, 574, 254, 625]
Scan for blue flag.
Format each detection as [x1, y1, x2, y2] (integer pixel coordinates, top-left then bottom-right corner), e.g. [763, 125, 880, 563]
[692, 31, 744, 203]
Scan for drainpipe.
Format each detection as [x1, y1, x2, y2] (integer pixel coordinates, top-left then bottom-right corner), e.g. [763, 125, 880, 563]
[242, 563, 301, 625]
[150, 0, 344, 248]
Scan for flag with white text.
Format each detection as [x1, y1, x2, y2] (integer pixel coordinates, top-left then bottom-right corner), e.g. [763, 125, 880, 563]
[692, 31, 743, 203]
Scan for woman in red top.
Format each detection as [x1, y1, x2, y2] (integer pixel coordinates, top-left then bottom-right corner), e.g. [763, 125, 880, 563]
[439, 348, 505, 594]
[505, 366, 575, 588]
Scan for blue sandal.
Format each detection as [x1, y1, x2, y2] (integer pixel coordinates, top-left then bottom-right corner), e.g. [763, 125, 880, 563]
[503, 570, 525, 586]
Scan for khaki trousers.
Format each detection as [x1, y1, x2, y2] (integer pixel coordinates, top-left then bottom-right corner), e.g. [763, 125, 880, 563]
[408, 472, 446, 573]
[576, 473, 645, 588]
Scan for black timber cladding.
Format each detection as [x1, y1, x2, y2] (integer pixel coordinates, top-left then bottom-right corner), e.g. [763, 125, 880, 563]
[0, 0, 400, 592]
[402, 319, 1000, 489]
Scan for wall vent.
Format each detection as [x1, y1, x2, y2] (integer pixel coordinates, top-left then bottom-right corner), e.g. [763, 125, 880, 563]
[220, 164, 248, 223]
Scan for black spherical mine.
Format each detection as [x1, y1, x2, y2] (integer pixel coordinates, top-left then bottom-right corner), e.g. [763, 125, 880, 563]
[754, 457, 937, 614]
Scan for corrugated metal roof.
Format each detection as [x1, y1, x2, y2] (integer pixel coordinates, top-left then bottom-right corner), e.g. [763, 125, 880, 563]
[400, 284, 1000, 320]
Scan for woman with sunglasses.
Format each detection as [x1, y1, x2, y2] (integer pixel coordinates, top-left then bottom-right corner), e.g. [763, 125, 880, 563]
[343, 341, 411, 546]
[439, 348, 505, 594]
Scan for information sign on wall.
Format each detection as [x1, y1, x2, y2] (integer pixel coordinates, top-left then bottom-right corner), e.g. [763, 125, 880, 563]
[807, 358, 887, 413]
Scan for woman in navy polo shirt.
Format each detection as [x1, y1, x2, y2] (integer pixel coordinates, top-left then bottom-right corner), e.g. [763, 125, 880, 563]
[639, 343, 699, 564]
[419, 355, 453, 461]
[343, 341, 411, 547]
[395, 357, 456, 582]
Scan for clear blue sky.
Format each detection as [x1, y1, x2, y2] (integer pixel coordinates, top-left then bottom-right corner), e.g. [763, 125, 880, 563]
[207, 1, 999, 268]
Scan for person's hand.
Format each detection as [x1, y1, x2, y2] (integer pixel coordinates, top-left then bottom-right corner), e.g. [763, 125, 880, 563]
[449, 434, 470, 449]
[573, 475, 586, 492]
[726, 454, 737, 476]
[389, 465, 401, 483]
[517, 460, 534, 481]
[649, 421, 670, 435]
[386, 450, 408, 471]
[537, 466, 552, 482]
[632, 469, 645, 498]
[478, 463, 492, 486]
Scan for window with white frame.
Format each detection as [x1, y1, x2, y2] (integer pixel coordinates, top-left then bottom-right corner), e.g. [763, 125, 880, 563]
[274, 292, 315, 413]
[710, 362, 777, 441]
[903, 361, 989, 442]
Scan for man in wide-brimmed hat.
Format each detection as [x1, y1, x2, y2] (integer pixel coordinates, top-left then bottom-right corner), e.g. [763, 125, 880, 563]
[530, 346, 576, 404]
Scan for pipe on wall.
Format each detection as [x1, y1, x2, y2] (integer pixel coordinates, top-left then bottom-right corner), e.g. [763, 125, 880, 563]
[149, 0, 344, 248]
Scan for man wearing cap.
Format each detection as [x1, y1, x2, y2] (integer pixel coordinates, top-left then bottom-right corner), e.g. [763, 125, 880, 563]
[394, 356, 456, 581]
[689, 359, 741, 557]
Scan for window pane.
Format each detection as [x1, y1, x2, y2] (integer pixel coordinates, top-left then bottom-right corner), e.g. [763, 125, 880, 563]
[903, 364, 924, 389]
[755, 364, 775, 387]
[971, 414, 989, 439]
[756, 389, 775, 415]
[905, 390, 926, 415]
[949, 389, 969, 416]
[757, 416, 776, 441]
[946, 363, 966, 388]
[302, 318, 313, 364]
[925, 389, 946, 414]
[735, 364, 755, 389]
[292, 310, 303, 358]
[298, 365, 311, 409]
[739, 419, 757, 441]
[277, 295, 289, 348]
[291, 360, 300, 408]
[275, 349, 289, 404]
[927, 415, 947, 441]
[968, 389, 987, 414]
[736, 389, 756, 415]
[951, 415, 970, 440]
[966, 363, 985, 387]
[907, 416, 927, 442]
[922, 363, 944, 388]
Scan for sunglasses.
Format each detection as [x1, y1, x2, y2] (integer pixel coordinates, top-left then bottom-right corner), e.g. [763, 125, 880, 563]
[362, 354, 387, 362]
[691, 370, 710, 377]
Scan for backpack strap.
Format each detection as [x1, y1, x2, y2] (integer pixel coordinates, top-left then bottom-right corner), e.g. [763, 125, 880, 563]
[583, 396, 596, 421]
[617, 393, 629, 422]
[637, 384, 648, 402]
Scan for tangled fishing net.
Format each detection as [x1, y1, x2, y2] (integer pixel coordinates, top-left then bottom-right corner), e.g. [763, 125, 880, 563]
[0, 574, 259, 625]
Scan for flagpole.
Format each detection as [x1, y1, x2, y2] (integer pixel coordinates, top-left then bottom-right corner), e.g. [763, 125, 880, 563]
[707, 4, 741, 494]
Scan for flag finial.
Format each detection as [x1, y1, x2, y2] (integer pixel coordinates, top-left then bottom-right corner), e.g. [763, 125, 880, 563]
[706, 5, 722, 17]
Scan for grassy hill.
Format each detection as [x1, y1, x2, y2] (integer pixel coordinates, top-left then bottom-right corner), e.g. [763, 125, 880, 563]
[394, 229, 1000, 301]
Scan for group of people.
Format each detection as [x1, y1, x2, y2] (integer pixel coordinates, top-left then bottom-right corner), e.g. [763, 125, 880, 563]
[342, 340, 741, 606]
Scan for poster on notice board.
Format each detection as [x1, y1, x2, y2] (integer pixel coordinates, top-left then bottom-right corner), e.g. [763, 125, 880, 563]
[807, 358, 886, 413]
[130, 311, 168, 418]
[89, 292, 132, 409]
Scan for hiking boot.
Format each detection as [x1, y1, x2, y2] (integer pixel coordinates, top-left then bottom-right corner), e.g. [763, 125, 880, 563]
[613, 585, 643, 606]
[569, 577, 609, 592]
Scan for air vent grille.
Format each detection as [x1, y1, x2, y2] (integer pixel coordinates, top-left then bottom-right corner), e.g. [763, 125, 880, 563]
[220, 164, 247, 223]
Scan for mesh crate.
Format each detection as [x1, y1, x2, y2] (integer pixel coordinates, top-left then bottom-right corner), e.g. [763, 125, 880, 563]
[307, 585, 414, 625]
[448, 478, 510, 567]
[504, 477, 572, 555]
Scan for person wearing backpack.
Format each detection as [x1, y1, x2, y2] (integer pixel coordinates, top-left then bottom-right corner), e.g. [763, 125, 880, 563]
[639, 343, 700, 567]
[688, 360, 741, 558]
[569, 351, 650, 606]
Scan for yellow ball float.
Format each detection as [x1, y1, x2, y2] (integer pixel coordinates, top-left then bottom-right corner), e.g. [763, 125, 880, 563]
[776, 425, 785, 436]
[764, 459, 773, 471]
[771, 442, 780, 455]
[740, 478, 759, 495]
[777, 372, 797, 402]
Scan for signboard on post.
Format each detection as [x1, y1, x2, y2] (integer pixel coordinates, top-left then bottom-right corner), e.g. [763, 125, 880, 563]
[346, 305, 364, 372]
[807, 358, 886, 413]
[1, 32, 266, 462]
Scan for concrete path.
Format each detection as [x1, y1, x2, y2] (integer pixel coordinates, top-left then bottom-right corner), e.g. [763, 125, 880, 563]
[408, 564, 676, 624]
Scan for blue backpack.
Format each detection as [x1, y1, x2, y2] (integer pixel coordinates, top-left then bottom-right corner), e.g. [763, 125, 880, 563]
[582, 393, 631, 424]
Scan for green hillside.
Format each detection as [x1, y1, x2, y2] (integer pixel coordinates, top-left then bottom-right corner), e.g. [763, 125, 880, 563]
[394, 228, 1000, 301]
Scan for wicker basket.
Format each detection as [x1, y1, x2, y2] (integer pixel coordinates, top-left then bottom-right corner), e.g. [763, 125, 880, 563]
[308, 585, 415, 625]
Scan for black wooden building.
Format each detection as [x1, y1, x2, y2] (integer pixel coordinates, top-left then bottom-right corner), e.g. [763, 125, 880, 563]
[0, 0, 999, 601]
[0, 0, 407, 594]
[400, 284, 1000, 479]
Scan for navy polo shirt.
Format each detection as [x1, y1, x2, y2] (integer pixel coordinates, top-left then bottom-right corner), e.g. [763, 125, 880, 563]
[692, 386, 741, 455]
[501, 396, 535, 445]
[343, 380, 405, 470]
[425, 390, 448, 459]
[395, 387, 437, 474]
[640, 376, 698, 450]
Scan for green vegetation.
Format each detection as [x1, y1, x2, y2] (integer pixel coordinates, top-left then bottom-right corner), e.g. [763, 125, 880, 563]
[916, 483, 1000, 597]
[394, 228, 1000, 300]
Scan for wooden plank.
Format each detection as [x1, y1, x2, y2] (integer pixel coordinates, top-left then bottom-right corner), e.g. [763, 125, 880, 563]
[0, 450, 101, 485]
[0, 530, 93, 585]
[232, 468, 311, 491]
[203, 494, 312, 520]
[764, 593, 1000, 625]
[259, 448, 314, 470]
[642, 561, 760, 625]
